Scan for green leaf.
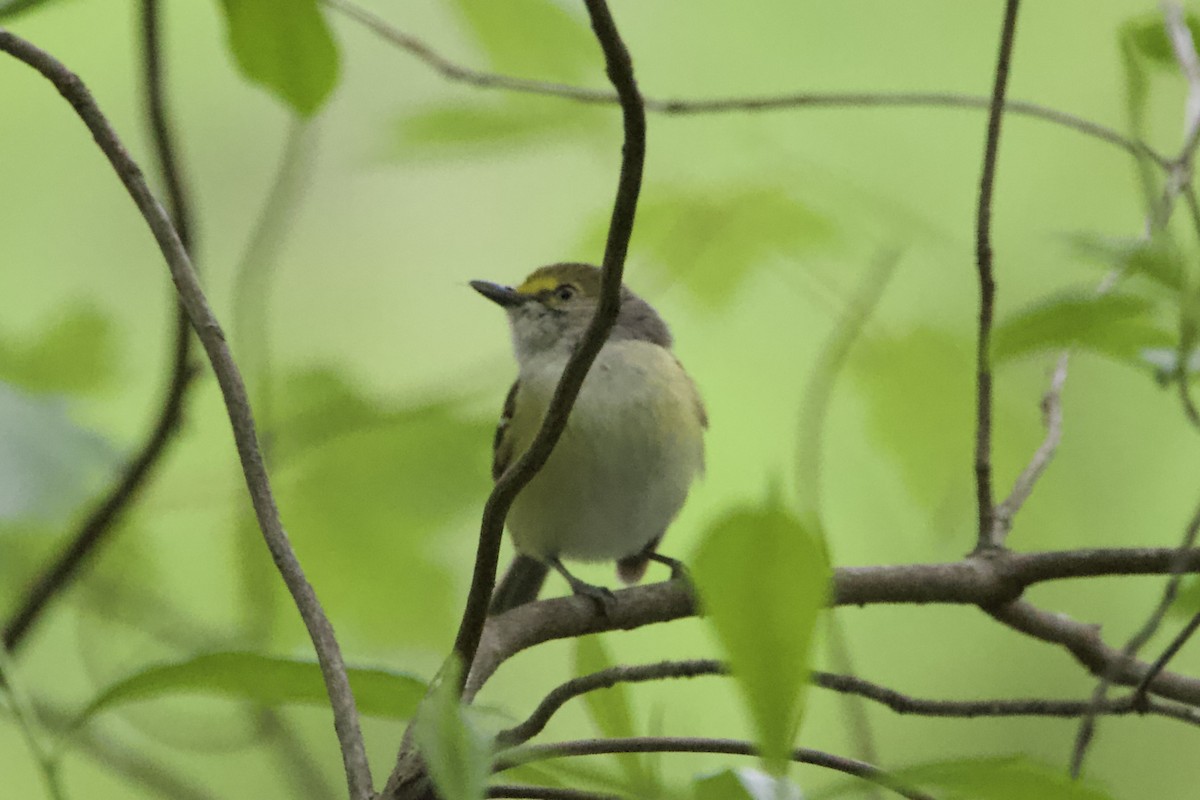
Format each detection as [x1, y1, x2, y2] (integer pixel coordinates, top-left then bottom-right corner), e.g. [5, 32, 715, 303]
[582, 186, 836, 309]
[1069, 234, 1186, 294]
[0, 381, 115, 525]
[695, 768, 802, 800]
[991, 289, 1173, 365]
[451, 0, 596, 80]
[691, 505, 829, 774]
[0, 307, 117, 395]
[574, 636, 655, 792]
[396, 101, 607, 157]
[217, 0, 339, 116]
[1123, 11, 1200, 68]
[413, 657, 490, 800]
[268, 369, 494, 646]
[0, 0, 57, 20]
[77, 652, 427, 724]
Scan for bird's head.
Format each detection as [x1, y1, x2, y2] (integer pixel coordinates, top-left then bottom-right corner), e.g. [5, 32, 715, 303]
[471, 263, 671, 364]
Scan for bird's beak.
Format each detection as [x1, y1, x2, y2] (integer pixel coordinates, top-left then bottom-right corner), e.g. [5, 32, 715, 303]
[470, 280, 527, 308]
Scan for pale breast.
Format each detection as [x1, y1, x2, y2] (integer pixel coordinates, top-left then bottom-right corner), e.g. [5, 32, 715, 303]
[505, 341, 705, 562]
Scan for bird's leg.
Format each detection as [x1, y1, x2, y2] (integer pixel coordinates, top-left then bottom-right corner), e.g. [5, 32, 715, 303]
[646, 552, 690, 582]
[549, 557, 616, 616]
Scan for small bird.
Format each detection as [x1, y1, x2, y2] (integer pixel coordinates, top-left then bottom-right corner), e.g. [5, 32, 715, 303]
[471, 263, 707, 615]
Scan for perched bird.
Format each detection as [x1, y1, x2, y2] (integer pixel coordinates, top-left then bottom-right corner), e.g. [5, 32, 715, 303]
[471, 263, 707, 615]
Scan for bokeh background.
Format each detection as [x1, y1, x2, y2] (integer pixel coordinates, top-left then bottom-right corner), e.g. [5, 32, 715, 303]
[4, 0, 1200, 797]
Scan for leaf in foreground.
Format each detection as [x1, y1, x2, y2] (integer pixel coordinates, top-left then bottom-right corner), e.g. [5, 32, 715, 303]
[413, 657, 491, 800]
[691, 505, 829, 774]
[77, 652, 427, 725]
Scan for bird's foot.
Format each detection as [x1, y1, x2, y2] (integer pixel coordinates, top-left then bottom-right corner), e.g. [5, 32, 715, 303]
[648, 552, 690, 583]
[550, 558, 617, 617]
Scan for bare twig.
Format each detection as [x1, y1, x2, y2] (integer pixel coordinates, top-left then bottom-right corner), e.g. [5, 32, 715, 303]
[499, 657, 1200, 752]
[324, 0, 1168, 167]
[449, 0, 645, 689]
[1070, 494, 1200, 776]
[2, 0, 198, 652]
[488, 787, 619, 800]
[0, 30, 373, 800]
[990, 353, 1069, 544]
[973, 0, 1021, 552]
[465, 546, 1200, 700]
[0, 649, 65, 800]
[1133, 610, 1200, 706]
[494, 737, 936, 800]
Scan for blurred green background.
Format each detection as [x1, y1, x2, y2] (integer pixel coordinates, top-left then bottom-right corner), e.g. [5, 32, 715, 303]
[4, 0, 1200, 797]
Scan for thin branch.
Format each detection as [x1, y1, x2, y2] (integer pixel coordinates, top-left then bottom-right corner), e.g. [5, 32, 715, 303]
[499, 660, 724, 746]
[0, 30, 373, 800]
[494, 737, 935, 800]
[488, 786, 619, 800]
[449, 0, 645, 689]
[990, 352, 1069, 544]
[324, 0, 1168, 168]
[1163, 2, 1200, 164]
[465, 546, 1200, 700]
[500, 657, 1200, 752]
[2, 0, 198, 652]
[1133, 610, 1200, 706]
[0, 649, 65, 800]
[1070, 493, 1200, 776]
[973, 0, 1021, 552]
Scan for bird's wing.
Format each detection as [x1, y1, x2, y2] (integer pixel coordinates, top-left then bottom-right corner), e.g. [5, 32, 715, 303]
[491, 380, 519, 481]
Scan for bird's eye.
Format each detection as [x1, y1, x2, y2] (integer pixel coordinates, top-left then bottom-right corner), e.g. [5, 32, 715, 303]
[555, 284, 576, 301]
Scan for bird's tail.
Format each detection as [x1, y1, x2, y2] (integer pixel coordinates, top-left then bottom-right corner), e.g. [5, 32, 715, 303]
[489, 554, 550, 615]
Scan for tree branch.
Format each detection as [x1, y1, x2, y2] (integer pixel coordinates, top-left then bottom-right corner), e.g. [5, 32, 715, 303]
[2, 0, 198, 652]
[1069, 492, 1200, 776]
[0, 30, 373, 800]
[494, 737, 935, 800]
[324, 0, 1168, 168]
[464, 547, 1200, 700]
[449, 0, 645, 691]
[973, 0, 1021, 552]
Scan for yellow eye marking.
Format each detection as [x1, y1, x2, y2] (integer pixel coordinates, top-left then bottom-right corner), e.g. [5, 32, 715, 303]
[516, 275, 560, 296]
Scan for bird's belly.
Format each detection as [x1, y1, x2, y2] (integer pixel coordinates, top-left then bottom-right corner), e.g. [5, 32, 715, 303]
[506, 344, 704, 563]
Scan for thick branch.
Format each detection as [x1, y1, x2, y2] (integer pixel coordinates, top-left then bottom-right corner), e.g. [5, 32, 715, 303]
[449, 0, 645, 690]
[488, 787, 618, 800]
[973, 0, 1021, 551]
[495, 737, 935, 800]
[0, 30, 373, 800]
[3, 0, 198, 652]
[465, 547, 1200, 699]
[324, 0, 1168, 167]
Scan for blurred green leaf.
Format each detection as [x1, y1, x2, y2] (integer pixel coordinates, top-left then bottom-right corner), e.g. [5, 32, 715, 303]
[0, 0, 56, 20]
[451, 0, 596, 80]
[413, 657, 490, 800]
[583, 186, 836, 309]
[1169, 575, 1200, 618]
[691, 505, 828, 774]
[1142, 346, 1200, 383]
[992, 289, 1173, 365]
[0, 381, 115, 525]
[0, 307, 116, 395]
[397, 101, 607, 157]
[78, 652, 427, 724]
[574, 635, 655, 792]
[1069, 234, 1185, 294]
[1123, 11, 1200, 68]
[217, 0, 339, 116]
[268, 369, 492, 645]
[695, 768, 802, 800]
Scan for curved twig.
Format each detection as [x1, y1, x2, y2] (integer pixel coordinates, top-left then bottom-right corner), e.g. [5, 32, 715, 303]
[494, 737, 935, 800]
[450, 0, 646, 689]
[0, 30, 373, 800]
[2, 0, 198, 652]
[324, 0, 1167, 168]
